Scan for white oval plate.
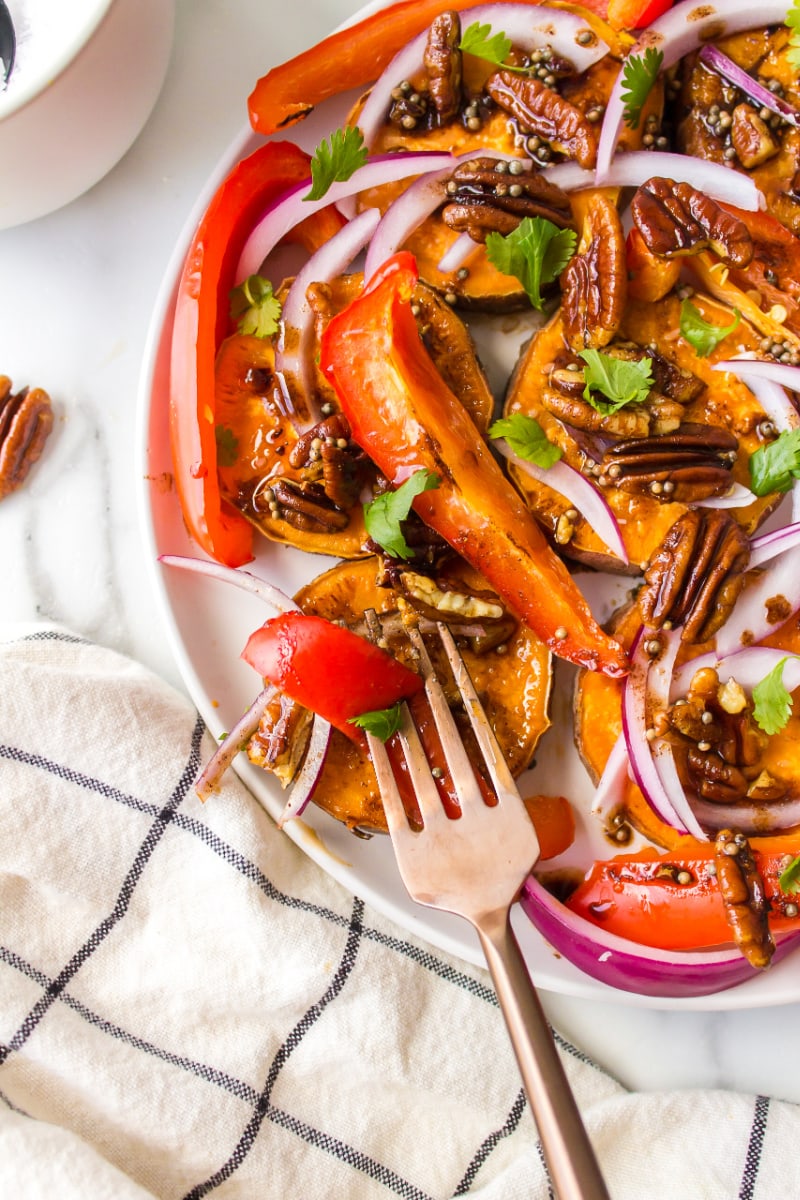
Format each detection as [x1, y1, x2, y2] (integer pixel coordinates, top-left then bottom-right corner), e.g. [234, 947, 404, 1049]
[136, 2, 800, 1011]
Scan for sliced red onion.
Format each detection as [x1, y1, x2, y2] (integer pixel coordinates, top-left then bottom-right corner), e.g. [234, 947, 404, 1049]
[364, 149, 528, 283]
[356, 4, 611, 149]
[714, 541, 800, 658]
[673, 645, 800, 699]
[158, 554, 298, 612]
[493, 439, 628, 563]
[750, 521, 800, 570]
[275, 207, 381, 429]
[689, 793, 800, 836]
[277, 710, 332, 827]
[697, 482, 758, 510]
[715, 359, 800, 432]
[596, 0, 793, 181]
[590, 731, 630, 824]
[196, 684, 278, 802]
[520, 874, 800, 998]
[437, 231, 479, 274]
[235, 152, 455, 282]
[603, 153, 762, 210]
[699, 43, 799, 130]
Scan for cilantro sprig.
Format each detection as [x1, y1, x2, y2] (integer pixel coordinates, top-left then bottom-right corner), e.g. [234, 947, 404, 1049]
[485, 217, 577, 310]
[787, 0, 800, 69]
[304, 126, 367, 201]
[459, 20, 514, 68]
[679, 300, 741, 358]
[620, 47, 663, 129]
[349, 703, 404, 741]
[489, 413, 562, 469]
[579, 349, 654, 414]
[752, 656, 800, 735]
[779, 853, 800, 895]
[749, 428, 800, 496]
[229, 274, 281, 339]
[363, 469, 440, 560]
[215, 425, 239, 468]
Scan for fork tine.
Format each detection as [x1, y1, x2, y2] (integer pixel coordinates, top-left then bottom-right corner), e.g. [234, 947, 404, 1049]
[395, 702, 451, 825]
[365, 725, 411, 841]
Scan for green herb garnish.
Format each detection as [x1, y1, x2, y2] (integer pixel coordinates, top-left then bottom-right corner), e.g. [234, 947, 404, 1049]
[679, 300, 741, 358]
[489, 413, 562, 468]
[579, 349, 654, 414]
[363, 469, 440, 560]
[304, 126, 367, 201]
[349, 703, 404, 741]
[749, 428, 800, 496]
[620, 47, 664, 129]
[752, 656, 800, 735]
[459, 21, 514, 69]
[215, 425, 239, 468]
[787, 0, 800, 69]
[229, 274, 281, 339]
[779, 853, 800, 895]
[485, 217, 577, 311]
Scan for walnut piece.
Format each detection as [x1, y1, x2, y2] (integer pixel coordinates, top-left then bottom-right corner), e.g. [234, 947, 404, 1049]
[714, 829, 774, 970]
[485, 70, 596, 168]
[638, 508, 750, 643]
[560, 192, 627, 350]
[630, 177, 754, 268]
[0, 376, 54, 501]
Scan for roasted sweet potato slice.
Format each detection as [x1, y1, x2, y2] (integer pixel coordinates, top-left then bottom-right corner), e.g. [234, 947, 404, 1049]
[279, 556, 552, 833]
[214, 275, 494, 558]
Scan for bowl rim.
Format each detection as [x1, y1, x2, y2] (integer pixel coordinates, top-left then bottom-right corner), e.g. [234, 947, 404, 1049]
[0, 0, 115, 120]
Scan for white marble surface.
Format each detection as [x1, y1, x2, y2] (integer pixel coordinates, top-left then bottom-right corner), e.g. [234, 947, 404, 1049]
[2, 0, 800, 1108]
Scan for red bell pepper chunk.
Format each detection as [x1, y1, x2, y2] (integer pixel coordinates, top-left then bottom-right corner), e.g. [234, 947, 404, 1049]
[606, 0, 673, 27]
[248, 0, 613, 137]
[319, 252, 628, 678]
[241, 611, 424, 743]
[169, 140, 345, 568]
[566, 838, 800, 951]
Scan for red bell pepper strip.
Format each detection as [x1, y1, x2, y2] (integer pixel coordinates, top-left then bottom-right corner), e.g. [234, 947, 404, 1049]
[241, 611, 424, 743]
[248, 0, 613, 137]
[169, 140, 345, 568]
[606, 0, 673, 28]
[319, 252, 629, 677]
[566, 838, 800, 951]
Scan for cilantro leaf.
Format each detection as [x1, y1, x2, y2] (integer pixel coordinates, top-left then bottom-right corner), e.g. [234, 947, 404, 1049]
[364, 469, 440, 559]
[459, 20, 513, 69]
[304, 126, 367, 201]
[485, 217, 577, 310]
[489, 413, 562, 468]
[579, 349, 654, 414]
[779, 853, 800, 895]
[679, 300, 740, 358]
[752, 656, 800, 735]
[349, 703, 404, 741]
[215, 425, 239, 468]
[620, 47, 663, 129]
[787, 0, 800, 69]
[749, 428, 800, 496]
[229, 274, 281, 339]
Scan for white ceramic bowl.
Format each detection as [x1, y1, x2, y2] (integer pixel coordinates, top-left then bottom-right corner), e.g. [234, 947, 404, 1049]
[0, 0, 175, 229]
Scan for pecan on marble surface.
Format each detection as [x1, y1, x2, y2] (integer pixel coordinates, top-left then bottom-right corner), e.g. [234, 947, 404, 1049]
[631, 177, 754, 267]
[441, 157, 574, 241]
[560, 192, 627, 350]
[598, 423, 738, 502]
[423, 11, 463, 125]
[638, 508, 750, 643]
[0, 376, 54, 501]
[714, 829, 774, 970]
[485, 70, 596, 168]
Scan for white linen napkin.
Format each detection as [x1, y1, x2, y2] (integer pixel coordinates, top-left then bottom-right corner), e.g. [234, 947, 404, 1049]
[1, 622, 798, 1200]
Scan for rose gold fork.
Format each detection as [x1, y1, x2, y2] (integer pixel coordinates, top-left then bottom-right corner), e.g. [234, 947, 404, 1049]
[365, 620, 610, 1200]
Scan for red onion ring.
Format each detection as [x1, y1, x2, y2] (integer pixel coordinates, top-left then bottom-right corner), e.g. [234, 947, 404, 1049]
[158, 554, 298, 612]
[277, 710, 332, 827]
[713, 541, 800, 659]
[699, 43, 800, 130]
[688, 794, 800, 837]
[356, 3, 611, 149]
[714, 359, 800, 432]
[672, 645, 800, 700]
[235, 151, 455, 282]
[697, 482, 757, 510]
[520, 874, 800, 998]
[437, 231, 480, 274]
[750, 521, 800, 570]
[275, 207, 381, 429]
[590, 731, 630, 825]
[195, 685, 278, 802]
[493, 439, 628, 563]
[596, 152, 762, 210]
[596, 0, 792, 181]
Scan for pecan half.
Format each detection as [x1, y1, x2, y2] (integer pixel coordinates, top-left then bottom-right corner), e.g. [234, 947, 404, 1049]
[287, 413, 367, 511]
[638, 508, 750, 642]
[560, 192, 627, 350]
[599, 423, 738, 503]
[255, 477, 350, 532]
[423, 11, 462, 125]
[441, 157, 574, 241]
[485, 70, 596, 168]
[247, 693, 312, 787]
[631, 177, 754, 268]
[0, 377, 54, 501]
[714, 829, 774, 970]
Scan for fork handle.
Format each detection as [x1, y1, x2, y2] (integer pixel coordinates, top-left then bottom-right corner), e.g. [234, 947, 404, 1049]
[474, 909, 611, 1200]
